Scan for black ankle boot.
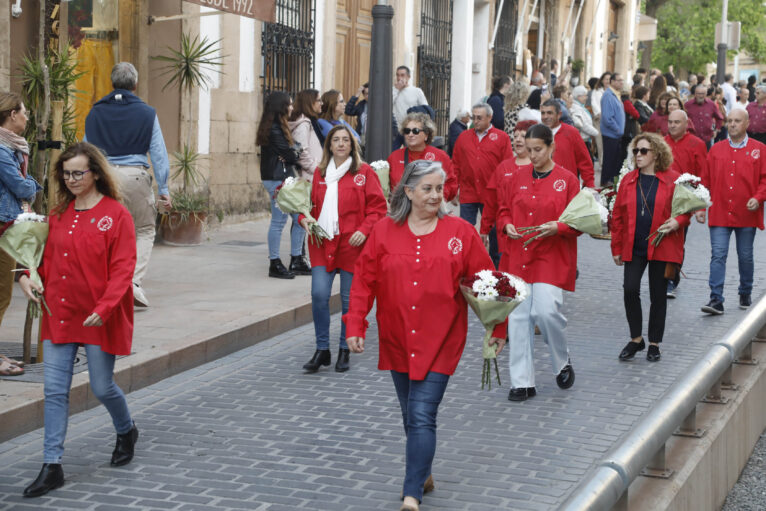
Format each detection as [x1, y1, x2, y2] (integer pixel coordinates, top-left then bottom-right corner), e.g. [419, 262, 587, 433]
[269, 259, 295, 279]
[335, 348, 350, 372]
[111, 423, 139, 466]
[289, 255, 312, 276]
[23, 463, 64, 498]
[303, 350, 331, 372]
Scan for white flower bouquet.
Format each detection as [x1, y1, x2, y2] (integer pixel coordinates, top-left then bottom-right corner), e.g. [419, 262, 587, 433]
[518, 189, 609, 246]
[369, 160, 390, 200]
[648, 173, 712, 246]
[275, 177, 329, 245]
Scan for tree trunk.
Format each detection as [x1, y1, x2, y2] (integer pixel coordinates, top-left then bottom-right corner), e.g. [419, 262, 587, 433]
[640, 0, 667, 70]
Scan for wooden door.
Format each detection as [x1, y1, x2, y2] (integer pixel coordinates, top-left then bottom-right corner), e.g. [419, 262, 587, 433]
[334, 0, 374, 105]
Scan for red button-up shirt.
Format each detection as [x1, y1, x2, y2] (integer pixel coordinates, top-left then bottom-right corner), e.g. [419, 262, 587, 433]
[746, 101, 766, 134]
[343, 215, 506, 380]
[703, 138, 766, 229]
[496, 165, 581, 291]
[300, 163, 387, 273]
[452, 126, 513, 204]
[685, 98, 724, 143]
[386, 145, 458, 201]
[610, 169, 690, 264]
[41, 197, 136, 356]
[480, 157, 526, 247]
[665, 133, 708, 178]
[552, 123, 595, 188]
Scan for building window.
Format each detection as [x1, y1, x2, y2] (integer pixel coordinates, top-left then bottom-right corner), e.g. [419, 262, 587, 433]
[492, 0, 518, 78]
[261, 0, 315, 99]
[418, 0, 453, 136]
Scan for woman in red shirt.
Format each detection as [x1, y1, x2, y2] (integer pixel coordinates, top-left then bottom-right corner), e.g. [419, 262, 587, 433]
[611, 133, 689, 362]
[497, 124, 580, 402]
[19, 142, 137, 498]
[480, 119, 536, 262]
[643, 92, 673, 135]
[386, 112, 457, 201]
[344, 160, 505, 511]
[299, 125, 387, 373]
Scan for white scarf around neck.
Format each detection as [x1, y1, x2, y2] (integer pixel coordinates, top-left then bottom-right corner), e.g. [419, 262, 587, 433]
[316, 157, 352, 239]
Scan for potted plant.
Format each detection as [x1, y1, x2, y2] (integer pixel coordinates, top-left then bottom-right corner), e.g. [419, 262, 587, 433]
[152, 32, 223, 245]
[569, 59, 585, 87]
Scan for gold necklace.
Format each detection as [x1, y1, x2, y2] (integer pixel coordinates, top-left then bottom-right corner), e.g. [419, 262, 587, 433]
[637, 175, 656, 217]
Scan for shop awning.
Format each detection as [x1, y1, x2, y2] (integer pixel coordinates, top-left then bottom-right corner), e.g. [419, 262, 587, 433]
[184, 0, 276, 23]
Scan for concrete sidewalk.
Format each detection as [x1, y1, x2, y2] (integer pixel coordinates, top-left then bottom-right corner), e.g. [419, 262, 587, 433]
[0, 217, 339, 442]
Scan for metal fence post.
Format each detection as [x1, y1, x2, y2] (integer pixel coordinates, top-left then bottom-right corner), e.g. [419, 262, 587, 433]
[720, 364, 739, 391]
[673, 405, 706, 438]
[640, 442, 674, 479]
[614, 490, 628, 511]
[734, 341, 758, 365]
[755, 323, 766, 342]
[701, 374, 730, 404]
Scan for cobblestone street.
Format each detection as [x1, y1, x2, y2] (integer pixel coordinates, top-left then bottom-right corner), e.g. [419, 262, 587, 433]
[0, 224, 764, 511]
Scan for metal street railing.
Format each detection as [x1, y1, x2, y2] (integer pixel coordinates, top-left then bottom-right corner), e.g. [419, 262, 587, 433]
[560, 293, 766, 511]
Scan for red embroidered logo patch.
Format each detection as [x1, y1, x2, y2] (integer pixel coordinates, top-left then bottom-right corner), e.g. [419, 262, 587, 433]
[752, 149, 760, 160]
[553, 179, 567, 192]
[97, 216, 113, 232]
[425, 152, 436, 161]
[489, 133, 498, 141]
[354, 174, 366, 186]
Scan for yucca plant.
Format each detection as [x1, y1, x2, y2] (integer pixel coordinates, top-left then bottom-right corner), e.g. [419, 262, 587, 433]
[152, 32, 224, 215]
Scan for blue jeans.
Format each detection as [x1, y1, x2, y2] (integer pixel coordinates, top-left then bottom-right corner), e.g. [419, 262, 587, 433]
[460, 202, 499, 267]
[390, 370, 450, 502]
[43, 341, 133, 463]
[709, 226, 756, 302]
[262, 180, 305, 260]
[311, 266, 352, 350]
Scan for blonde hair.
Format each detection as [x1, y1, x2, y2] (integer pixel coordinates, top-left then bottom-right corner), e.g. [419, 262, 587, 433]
[504, 82, 530, 110]
[632, 132, 674, 172]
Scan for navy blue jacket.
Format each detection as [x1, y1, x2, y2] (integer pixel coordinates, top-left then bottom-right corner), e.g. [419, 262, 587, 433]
[447, 119, 467, 157]
[85, 89, 155, 157]
[487, 91, 505, 130]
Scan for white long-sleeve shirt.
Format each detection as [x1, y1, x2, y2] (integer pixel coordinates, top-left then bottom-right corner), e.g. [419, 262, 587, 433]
[392, 85, 428, 128]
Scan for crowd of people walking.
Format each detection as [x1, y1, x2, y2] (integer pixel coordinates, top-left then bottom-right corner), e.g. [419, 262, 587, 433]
[0, 58, 765, 511]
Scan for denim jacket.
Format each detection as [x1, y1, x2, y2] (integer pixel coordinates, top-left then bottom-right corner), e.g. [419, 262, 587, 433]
[0, 144, 41, 222]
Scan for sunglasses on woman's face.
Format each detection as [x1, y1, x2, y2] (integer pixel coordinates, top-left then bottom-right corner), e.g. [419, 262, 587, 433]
[403, 128, 423, 135]
[632, 147, 652, 155]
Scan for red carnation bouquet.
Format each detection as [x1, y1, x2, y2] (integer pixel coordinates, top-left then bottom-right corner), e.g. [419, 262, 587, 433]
[460, 270, 529, 389]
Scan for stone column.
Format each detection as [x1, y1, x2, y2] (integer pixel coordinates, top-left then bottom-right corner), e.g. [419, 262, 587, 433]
[0, 0, 10, 90]
[366, 3, 394, 162]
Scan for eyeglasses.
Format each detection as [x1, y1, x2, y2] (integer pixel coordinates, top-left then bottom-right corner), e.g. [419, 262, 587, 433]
[632, 147, 652, 155]
[403, 128, 423, 135]
[62, 170, 91, 181]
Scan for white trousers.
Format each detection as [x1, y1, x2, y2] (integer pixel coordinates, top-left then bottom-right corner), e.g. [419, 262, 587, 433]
[508, 283, 570, 388]
[112, 165, 157, 286]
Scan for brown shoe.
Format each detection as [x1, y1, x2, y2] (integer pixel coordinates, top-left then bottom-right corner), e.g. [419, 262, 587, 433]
[423, 475, 435, 494]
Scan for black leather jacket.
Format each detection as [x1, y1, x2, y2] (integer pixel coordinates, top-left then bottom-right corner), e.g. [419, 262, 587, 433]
[259, 121, 300, 182]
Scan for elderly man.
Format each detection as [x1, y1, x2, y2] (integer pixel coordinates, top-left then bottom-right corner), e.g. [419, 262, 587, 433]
[527, 71, 547, 110]
[599, 73, 625, 185]
[84, 62, 170, 308]
[392, 66, 428, 130]
[746, 84, 766, 145]
[452, 102, 513, 265]
[721, 74, 738, 115]
[540, 99, 595, 188]
[447, 109, 470, 157]
[664, 110, 708, 297]
[699, 109, 766, 314]
[570, 85, 599, 153]
[686, 84, 725, 150]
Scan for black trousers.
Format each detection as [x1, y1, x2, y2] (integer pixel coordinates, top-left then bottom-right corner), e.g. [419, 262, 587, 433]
[624, 255, 668, 343]
[601, 135, 623, 186]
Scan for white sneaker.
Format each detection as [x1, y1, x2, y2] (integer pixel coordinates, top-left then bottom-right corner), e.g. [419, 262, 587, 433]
[133, 284, 149, 308]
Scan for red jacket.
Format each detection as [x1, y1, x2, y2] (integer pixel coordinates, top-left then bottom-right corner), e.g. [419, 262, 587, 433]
[610, 169, 690, 264]
[685, 98, 724, 143]
[623, 99, 640, 119]
[703, 138, 766, 229]
[480, 158, 526, 256]
[386, 145, 457, 201]
[300, 163, 387, 273]
[665, 133, 708, 178]
[452, 126, 513, 203]
[343, 215, 506, 380]
[41, 197, 136, 355]
[496, 165, 581, 291]
[552, 123, 595, 188]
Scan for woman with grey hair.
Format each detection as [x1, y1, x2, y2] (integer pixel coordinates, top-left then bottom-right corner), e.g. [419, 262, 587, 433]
[387, 112, 457, 201]
[503, 81, 531, 136]
[344, 160, 506, 511]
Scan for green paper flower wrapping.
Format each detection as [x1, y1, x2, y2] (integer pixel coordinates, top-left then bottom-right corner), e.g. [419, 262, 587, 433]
[0, 213, 51, 318]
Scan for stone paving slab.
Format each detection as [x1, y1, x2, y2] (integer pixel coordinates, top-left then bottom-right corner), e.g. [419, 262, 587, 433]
[0, 223, 764, 510]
